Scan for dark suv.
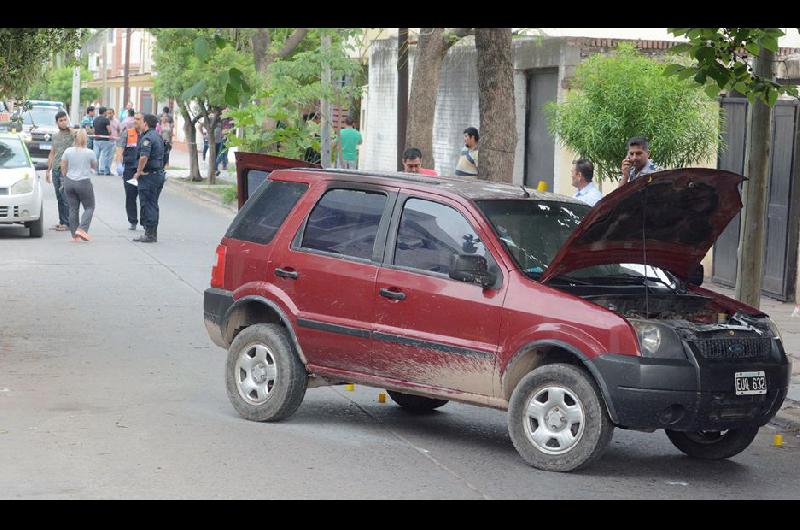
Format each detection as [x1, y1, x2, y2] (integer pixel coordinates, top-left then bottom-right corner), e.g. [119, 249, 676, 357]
[204, 157, 790, 472]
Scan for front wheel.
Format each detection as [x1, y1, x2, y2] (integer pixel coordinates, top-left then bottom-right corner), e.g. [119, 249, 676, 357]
[665, 427, 759, 460]
[508, 364, 613, 472]
[225, 323, 307, 422]
[28, 209, 43, 238]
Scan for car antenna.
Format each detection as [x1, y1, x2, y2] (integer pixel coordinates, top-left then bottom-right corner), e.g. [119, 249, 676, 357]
[520, 185, 530, 198]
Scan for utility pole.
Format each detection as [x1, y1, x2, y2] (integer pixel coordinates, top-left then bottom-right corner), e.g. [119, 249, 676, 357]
[320, 33, 332, 168]
[735, 46, 775, 309]
[397, 28, 409, 171]
[70, 39, 82, 125]
[122, 28, 132, 111]
[101, 30, 108, 106]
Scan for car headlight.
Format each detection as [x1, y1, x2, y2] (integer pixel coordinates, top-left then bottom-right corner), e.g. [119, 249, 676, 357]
[629, 319, 686, 359]
[765, 319, 783, 342]
[11, 174, 34, 194]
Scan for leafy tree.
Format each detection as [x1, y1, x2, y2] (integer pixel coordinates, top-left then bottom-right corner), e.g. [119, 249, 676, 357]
[27, 65, 99, 114]
[664, 28, 799, 309]
[664, 28, 798, 105]
[225, 29, 362, 162]
[0, 28, 82, 99]
[152, 28, 255, 183]
[546, 43, 723, 182]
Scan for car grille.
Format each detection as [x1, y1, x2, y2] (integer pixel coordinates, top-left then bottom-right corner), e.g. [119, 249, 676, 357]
[690, 337, 772, 361]
[0, 205, 19, 217]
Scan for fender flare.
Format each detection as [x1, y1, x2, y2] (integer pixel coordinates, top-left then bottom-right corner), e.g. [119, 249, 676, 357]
[223, 295, 308, 365]
[504, 339, 620, 424]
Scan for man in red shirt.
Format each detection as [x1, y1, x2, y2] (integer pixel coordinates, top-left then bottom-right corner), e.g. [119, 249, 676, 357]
[402, 147, 438, 176]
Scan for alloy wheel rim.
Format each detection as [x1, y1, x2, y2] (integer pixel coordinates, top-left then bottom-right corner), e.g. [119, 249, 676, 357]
[523, 386, 586, 455]
[235, 344, 278, 405]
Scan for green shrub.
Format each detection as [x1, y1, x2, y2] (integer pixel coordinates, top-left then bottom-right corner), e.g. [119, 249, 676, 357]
[546, 43, 724, 181]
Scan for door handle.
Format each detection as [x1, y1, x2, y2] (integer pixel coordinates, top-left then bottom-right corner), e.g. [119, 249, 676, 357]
[274, 268, 299, 279]
[379, 288, 406, 301]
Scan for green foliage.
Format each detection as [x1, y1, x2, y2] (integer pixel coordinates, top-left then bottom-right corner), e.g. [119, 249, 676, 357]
[546, 43, 723, 182]
[0, 28, 83, 99]
[665, 28, 798, 106]
[27, 65, 99, 111]
[227, 29, 363, 160]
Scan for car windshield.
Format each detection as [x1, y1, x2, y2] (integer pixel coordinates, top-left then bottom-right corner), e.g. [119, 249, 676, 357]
[0, 138, 30, 169]
[20, 107, 58, 126]
[476, 199, 679, 288]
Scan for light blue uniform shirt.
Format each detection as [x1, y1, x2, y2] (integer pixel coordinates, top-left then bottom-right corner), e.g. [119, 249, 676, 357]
[574, 181, 603, 206]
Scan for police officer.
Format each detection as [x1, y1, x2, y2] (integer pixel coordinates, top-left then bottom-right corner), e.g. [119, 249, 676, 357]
[114, 110, 141, 230]
[132, 113, 165, 243]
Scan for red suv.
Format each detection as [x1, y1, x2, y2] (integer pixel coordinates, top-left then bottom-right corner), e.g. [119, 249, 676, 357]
[204, 157, 790, 472]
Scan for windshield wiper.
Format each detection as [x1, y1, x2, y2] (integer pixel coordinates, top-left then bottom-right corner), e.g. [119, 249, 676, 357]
[547, 274, 592, 285]
[581, 274, 673, 289]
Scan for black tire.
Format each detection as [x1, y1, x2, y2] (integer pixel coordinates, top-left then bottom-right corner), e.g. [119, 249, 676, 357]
[508, 363, 613, 472]
[386, 390, 449, 412]
[665, 426, 759, 460]
[29, 211, 43, 238]
[225, 323, 307, 422]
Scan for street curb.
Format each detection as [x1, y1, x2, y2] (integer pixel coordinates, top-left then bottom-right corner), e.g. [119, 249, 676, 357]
[165, 176, 238, 214]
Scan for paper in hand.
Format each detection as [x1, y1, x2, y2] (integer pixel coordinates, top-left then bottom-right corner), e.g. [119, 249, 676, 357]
[125, 178, 138, 187]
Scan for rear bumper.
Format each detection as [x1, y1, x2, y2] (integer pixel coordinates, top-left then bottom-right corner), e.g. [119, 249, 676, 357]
[591, 351, 790, 431]
[204, 287, 234, 348]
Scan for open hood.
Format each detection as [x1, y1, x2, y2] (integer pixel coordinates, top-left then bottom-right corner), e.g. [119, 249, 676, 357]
[540, 168, 745, 283]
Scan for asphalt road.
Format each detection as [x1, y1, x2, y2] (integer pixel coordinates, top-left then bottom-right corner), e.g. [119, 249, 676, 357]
[1, 174, 798, 499]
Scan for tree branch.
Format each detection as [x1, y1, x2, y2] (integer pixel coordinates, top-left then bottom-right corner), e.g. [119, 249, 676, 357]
[275, 28, 309, 60]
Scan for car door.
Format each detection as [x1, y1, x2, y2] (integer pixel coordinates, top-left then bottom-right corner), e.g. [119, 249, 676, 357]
[371, 192, 506, 396]
[269, 183, 397, 373]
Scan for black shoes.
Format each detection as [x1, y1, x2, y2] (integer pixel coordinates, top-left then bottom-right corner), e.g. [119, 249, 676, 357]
[133, 227, 157, 243]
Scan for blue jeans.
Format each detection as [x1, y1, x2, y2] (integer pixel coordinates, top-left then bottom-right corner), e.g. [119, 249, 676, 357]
[93, 140, 114, 174]
[51, 167, 70, 225]
[214, 141, 228, 171]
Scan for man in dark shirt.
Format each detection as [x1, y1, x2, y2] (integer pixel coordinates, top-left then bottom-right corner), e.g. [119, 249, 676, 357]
[92, 106, 113, 175]
[132, 113, 165, 243]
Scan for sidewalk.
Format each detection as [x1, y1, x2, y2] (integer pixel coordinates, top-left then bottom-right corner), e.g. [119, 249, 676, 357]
[164, 143, 238, 211]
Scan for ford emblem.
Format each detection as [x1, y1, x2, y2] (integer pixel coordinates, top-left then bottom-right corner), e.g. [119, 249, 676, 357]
[729, 343, 745, 355]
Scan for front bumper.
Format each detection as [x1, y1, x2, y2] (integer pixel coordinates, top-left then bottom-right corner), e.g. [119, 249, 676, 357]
[204, 287, 234, 348]
[0, 188, 42, 223]
[591, 346, 790, 431]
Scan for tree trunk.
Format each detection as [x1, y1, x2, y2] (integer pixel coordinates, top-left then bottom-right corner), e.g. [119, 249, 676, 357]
[180, 104, 201, 181]
[475, 28, 516, 183]
[206, 110, 219, 185]
[735, 47, 775, 309]
[405, 29, 448, 169]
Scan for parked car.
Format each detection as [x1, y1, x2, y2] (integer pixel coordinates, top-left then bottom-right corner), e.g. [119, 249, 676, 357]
[0, 101, 12, 132]
[11, 105, 63, 169]
[0, 133, 44, 237]
[203, 159, 790, 472]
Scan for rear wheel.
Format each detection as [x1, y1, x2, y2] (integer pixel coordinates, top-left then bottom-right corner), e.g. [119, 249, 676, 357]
[386, 390, 448, 412]
[225, 323, 307, 422]
[508, 363, 613, 472]
[665, 427, 759, 460]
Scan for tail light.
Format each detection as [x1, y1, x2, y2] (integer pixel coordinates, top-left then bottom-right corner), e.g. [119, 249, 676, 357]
[211, 244, 227, 288]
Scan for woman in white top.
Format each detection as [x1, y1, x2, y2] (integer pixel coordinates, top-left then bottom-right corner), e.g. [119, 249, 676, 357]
[59, 129, 97, 242]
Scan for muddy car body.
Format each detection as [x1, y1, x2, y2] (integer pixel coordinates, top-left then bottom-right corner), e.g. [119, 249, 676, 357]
[204, 158, 791, 471]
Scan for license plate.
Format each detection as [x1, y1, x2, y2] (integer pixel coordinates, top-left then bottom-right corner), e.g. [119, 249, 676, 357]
[735, 371, 767, 395]
[39, 143, 52, 150]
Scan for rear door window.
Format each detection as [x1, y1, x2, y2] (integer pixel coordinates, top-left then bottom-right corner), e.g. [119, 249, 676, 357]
[226, 180, 308, 245]
[299, 188, 388, 261]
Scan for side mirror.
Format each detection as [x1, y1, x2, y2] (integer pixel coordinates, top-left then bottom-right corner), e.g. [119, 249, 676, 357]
[687, 263, 704, 286]
[449, 253, 497, 288]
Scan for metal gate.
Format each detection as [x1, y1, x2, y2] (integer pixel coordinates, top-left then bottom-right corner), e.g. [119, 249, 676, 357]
[712, 97, 800, 301]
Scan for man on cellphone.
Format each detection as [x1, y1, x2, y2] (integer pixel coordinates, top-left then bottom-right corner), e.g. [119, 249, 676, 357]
[618, 136, 659, 188]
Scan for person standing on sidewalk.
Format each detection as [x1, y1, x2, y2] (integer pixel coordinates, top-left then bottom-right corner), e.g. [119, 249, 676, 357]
[336, 117, 362, 169]
[59, 129, 97, 242]
[45, 110, 75, 231]
[455, 127, 479, 177]
[131, 113, 165, 243]
[92, 106, 113, 175]
[80, 106, 95, 150]
[113, 120, 141, 230]
[160, 114, 173, 168]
